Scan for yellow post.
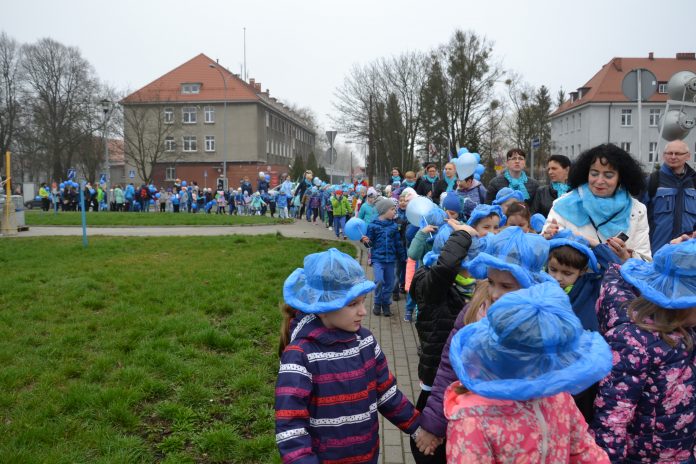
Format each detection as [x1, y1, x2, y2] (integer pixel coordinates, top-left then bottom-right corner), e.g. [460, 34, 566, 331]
[1, 151, 17, 236]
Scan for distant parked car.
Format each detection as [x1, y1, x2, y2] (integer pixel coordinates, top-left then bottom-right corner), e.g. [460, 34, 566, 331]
[24, 197, 44, 209]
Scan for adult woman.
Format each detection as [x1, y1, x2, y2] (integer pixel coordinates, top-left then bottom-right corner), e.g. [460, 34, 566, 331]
[433, 162, 458, 205]
[416, 164, 439, 199]
[293, 170, 313, 219]
[544, 144, 651, 261]
[391, 167, 403, 184]
[485, 148, 539, 206]
[531, 154, 571, 217]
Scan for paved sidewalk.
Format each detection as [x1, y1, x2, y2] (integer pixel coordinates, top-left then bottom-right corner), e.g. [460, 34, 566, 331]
[6, 218, 423, 463]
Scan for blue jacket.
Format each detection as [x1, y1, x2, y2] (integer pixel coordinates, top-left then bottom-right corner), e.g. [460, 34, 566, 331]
[567, 272, 601, 332]
[358, 203, 378, 224]
[366, 219, 406, 263]
[645, 163, 696, 252]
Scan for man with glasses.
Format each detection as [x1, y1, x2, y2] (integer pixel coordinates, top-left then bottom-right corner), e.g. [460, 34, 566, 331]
[644, 139, 696, 252]
[485, 148, 539, 207]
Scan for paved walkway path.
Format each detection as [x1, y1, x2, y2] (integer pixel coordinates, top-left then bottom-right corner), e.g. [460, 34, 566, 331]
[7, 219, 422, 463]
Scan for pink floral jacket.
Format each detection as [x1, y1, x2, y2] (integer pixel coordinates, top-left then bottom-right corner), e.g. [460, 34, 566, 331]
[444, 382, 609, 463]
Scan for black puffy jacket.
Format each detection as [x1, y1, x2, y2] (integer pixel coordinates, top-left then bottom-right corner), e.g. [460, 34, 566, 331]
[409, 230, 472, 387]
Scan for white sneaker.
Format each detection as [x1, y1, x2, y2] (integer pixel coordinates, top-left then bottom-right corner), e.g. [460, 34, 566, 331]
[328, 226, 333, 230]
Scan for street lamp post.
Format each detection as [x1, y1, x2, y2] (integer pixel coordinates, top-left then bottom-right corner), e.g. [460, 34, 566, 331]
[209, 64, 228, 189]
[100, 99, 112, 185]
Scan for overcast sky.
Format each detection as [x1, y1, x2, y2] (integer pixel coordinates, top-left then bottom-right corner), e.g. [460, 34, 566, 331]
[3, 0, 692, 144]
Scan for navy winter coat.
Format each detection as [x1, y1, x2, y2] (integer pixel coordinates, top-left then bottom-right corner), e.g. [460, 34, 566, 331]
[366, 219, 406, 264]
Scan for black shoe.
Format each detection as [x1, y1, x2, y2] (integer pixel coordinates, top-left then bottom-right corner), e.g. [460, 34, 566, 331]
[392, 292, 400, 301]
[372, 307, 381, 316]
[382, 306, 392, 317]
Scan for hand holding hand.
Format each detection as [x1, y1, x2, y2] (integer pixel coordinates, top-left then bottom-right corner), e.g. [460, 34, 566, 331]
[542, 218, 559, 240]
[670, 232, 696, 245]
[414, 428, 443, 456]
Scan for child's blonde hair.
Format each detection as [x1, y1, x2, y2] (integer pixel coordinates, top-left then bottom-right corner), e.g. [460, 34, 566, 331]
[629, 297, 695, 350]
[463, 280, 490, 327]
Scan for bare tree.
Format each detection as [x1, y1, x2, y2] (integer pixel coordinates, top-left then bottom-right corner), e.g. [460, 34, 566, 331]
[0, 32, 22, 184]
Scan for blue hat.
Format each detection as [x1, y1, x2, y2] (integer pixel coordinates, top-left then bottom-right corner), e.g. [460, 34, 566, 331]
[450, 282, 612, 400]
[423, 207, 448, 228]
[548, 229, 600, 273]
[467, 204, 506, 227]
[620, 239, 696, 309]
[423, 225, 488, 268]
[493, 187, 525, 206]
[441, 192, 462, 213]
[530, 213, 546, 234]
[465, 226, 555, 288]
[283, 248, 376, 314]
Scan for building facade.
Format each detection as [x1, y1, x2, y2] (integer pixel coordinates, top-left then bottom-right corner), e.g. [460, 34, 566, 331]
[552, 53, 696, 169]
[121, 53, 315, 189]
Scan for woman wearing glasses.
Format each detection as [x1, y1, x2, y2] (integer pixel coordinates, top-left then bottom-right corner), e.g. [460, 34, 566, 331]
[544, 143, 652, 262]
[485, 148, 539, 207]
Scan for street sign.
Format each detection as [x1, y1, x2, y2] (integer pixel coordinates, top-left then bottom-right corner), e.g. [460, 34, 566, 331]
[324, 148, 337, 164]
[67, 168, 76, 180]
[531, 137, 541, 149]
[128, 170, 135, 179]
[622, 68, 657, 102]
[325, 130, 337, 146]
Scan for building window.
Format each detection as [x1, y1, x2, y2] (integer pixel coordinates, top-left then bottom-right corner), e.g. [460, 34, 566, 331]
[181, 83, 201, 94]
[571, 145, 575, 157]
[649, 109, 661, 127]
[165, 136, 175, 152]
[183, 136, 197, 152]
[165, 167, 176, 181]
[578, 113, 581, 130]
[621, 109, 632, 127]
[182, 107, 197, 124]
[266, 112, 270, 127]
[658, 83, 667, 94]
[649, 142, 658, 162]
[620, 142, 631, 153]
[205, 136, 215, 152]
[578, 144, 581, 155]
[164, 107, 174, 124]
[572, 115, 575, 131]
[204, 106, 215, 123]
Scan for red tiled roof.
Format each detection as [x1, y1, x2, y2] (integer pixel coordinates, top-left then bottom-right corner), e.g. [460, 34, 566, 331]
[553, 54, 696, 116]
[121, 53, 259, 104]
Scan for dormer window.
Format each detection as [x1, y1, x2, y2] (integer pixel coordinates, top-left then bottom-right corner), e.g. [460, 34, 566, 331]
[181, 83, 201, 94]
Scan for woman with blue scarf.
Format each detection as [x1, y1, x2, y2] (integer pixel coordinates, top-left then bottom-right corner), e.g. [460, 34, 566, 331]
[416, 164, 440, 200]
[530, 154, 571, 217]
[485, 148, 539, 206]
[544, 144, 652, 261]
[433, 162, 458, 205]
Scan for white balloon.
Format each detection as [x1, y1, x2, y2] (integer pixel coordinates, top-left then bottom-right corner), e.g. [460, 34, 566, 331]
[406, 196, 436, 227]
[452, 153, 478, 179]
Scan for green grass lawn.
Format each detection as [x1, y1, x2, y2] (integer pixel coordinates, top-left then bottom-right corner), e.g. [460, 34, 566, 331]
[0, 235, 353, 463]
[24, 211, 286, 227]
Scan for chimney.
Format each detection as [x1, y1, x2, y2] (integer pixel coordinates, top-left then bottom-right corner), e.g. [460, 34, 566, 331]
[648, 52, 654, 60]
[254, 83, 261, 92]
[676, 52, 696, 60]
[249, 77, 255, 86]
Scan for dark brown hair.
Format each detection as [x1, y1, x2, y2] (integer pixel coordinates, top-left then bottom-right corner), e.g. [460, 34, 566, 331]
[278, 304, 299, 357]
[506, 148, 526, 160]
[549, 245, 588, 271]
[629, 297, 694, 350]
[505, 202, 531, 222]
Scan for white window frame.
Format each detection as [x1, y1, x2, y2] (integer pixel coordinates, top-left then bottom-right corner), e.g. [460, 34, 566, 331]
[620, 142, 631, 153]
[578, 113, 581, 130]
[649, 109, 661, 127]
[648, 142, 658, 162]
[164, 107, 174, 124]
[621, 109, 632, 127]
[165, 167, 176, 181]
[204, 106, 215, 124]
[658, 83, 667, 94]
[183, 136, 197, 152]
[181, 83, 201, 94]
[182, 107, 197, 124]
[205, 135, 215, 152]
[165, 136, 175, 152]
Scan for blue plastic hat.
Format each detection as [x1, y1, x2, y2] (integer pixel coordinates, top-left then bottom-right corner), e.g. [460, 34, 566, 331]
[466, 204, 506, 227]
[423, 226, 489, 268]
[465, 226, 555, 288]
[493, 187, 525, 206]
[530, 213, 546, 234]
[283, 248, 376, 314]
[620, 238, 696, 309]
[450, 282, 612, 400]
[441, 192, 462, 213]
[549, 229, 599, 273]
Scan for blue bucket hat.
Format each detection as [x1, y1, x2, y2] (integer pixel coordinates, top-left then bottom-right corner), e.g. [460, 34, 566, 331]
[423, 224, 488, 268]
[493, 187, 525, 206]
[283, 248, 376, 314]
[423, 207, 448, 228]
[620, 238, 696, 309]
[467, 204, 506, 228]
[465, 226, 555, 288]
[548, 229, 599, 273]
[450, 282, 612, 400]
[530, 213, 546, 234]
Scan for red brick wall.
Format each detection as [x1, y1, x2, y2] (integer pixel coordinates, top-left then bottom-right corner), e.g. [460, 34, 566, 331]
[151, 162, 289, 189]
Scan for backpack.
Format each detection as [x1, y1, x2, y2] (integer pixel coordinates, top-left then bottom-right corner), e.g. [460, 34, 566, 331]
[140, 188, 148, 199]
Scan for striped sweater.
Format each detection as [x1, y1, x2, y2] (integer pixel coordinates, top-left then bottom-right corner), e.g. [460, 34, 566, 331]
[275, 313, 420, 463]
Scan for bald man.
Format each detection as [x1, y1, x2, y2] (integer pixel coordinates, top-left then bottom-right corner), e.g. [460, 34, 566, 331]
[644, 139, 696, 252]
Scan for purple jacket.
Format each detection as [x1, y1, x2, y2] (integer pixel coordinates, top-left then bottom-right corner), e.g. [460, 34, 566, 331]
[275, 313, 420, 463]
[591, 264, 696, 463]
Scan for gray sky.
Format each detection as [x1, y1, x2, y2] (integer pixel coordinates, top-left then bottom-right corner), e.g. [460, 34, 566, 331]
[3, 0, 692, 144]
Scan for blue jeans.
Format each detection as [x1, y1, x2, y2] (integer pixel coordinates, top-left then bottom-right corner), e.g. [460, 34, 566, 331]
[373, 261, 395, 307]
[333, 215, 346, 237]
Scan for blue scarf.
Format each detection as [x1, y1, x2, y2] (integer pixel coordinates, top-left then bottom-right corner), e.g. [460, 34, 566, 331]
[424, 174, 439, 184]
[444, 175, 456, 192]
[304, 178, 312, 187]
[553, 184, 632, 239]
[503, 170, 530, 200]
[392, 175, 401, 183]
[403, 180, 416, 188]
[551, 182, 569, 197]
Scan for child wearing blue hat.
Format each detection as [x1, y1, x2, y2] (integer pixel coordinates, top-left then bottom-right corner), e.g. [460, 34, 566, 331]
[592, 237, 696, 462]
[466, 204, 505, 236]
[275, 248, 421, 462]
[445, 282, 611, 462]
[492, 187, 525, 214]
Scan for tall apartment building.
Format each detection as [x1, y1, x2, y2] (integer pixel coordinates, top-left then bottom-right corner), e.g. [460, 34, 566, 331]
[551, 53, 696, 168]
[121, 53, 315, 188]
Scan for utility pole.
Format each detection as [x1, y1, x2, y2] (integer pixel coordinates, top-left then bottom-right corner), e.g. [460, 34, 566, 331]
[368, 94, 375, 186]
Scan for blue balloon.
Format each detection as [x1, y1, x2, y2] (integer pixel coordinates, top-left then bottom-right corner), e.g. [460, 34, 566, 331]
[472, 152, 481, 164]
[181, 180, 187, 187]
[59, 183, 65, 189]
[265, 174, 271, 182]
[89, 188, 96, 195]
[35, 195, 41, 201]
[150, 199, 155, 205]
[475, 164, 485, 175]
[155, 193, 161, 199]
[474, 173, 481, 181]
[457, 147, 469, 157]
[345, 217, 368, 241]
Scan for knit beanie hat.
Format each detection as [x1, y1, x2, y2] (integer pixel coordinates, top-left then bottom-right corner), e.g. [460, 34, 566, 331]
[441, 192, 462, 213]
[376, 197, 394, 216]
